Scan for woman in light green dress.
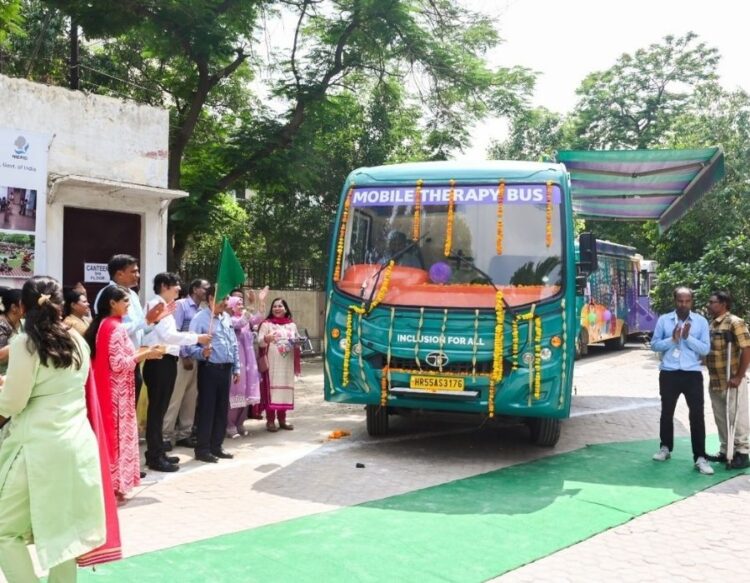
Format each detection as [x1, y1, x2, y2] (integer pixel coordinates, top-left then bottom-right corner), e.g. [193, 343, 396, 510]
[0, 276, 105, 582]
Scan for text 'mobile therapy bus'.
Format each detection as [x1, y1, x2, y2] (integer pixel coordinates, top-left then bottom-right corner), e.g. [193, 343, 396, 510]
[324, 149, 724, 446]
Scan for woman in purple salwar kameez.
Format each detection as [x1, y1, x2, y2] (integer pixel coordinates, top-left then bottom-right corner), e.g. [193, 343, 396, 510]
[225, 293, 263, 438]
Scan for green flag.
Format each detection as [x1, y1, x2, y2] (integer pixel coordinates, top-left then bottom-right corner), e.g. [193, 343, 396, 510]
[215, 237, 245, 300]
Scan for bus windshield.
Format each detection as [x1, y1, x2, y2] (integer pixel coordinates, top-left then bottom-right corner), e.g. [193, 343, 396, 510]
[335, 183, 564, 308]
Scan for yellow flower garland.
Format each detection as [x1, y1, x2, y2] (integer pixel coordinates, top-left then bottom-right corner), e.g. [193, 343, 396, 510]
[412, 179, 424, 241]
[368, 260, 394, 312]
[488, 290, 505, 418]
[545, 180, 553, 248]
[559, 298, 567, 408]
[333, 185, 354, 281]
[511, 318, 519, 371]
[444, 179, 456, 256]
[342, 309, 353, 385]
[496, 181, 505, 255]
[471, 308, 479, 379]
[534, 316, 542, 399]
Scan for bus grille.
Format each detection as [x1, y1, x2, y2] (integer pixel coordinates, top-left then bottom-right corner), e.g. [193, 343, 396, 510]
[387, 356, 494, 375]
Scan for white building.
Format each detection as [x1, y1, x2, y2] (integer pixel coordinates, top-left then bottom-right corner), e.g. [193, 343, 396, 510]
[0, 74, 185, 297]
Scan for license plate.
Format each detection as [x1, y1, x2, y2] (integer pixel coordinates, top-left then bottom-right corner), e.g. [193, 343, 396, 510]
[409, 375, 465, 391]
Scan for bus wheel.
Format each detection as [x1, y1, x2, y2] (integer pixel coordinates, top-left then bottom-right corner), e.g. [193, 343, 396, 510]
[366, 404, 389, 436]
[605, 324, 628, 350]
[527, 417, 561, 447]
[575, 329, 589, 359]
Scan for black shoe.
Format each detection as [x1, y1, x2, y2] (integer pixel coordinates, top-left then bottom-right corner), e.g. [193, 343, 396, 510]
[162, 454, 180, 464]
[163, 440, 173, 452]
[730, 452, 750, 469]
[195, 452, 219, 463]
[147, 459, 179, 472]
[140, 471, 147, 479]
[211, 449, 234, 459]
[705, 452, 727, 463]
[175, 437, 197, 448]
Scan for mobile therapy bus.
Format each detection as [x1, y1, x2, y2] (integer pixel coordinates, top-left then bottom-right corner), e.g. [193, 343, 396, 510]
[324, 149, 724, 446]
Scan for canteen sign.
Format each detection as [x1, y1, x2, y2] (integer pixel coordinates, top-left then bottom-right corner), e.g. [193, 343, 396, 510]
[351, 183, 561, 207]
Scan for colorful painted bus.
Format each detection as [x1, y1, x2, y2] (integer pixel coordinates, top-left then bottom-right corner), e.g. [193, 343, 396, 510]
[576, 240, 659, 357]
[323, 161, 594, 446]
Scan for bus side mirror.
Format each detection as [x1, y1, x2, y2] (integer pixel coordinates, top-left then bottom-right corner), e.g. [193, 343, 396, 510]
[575, 274, 588, 295]
[578, 232, 598, 275]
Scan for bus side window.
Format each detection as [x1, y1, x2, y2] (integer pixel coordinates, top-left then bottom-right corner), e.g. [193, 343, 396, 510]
[639, 269, 650, 297]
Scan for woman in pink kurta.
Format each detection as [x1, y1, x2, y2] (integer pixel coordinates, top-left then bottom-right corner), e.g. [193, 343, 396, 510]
[258, 297, 301, 432]
[225, 294, 262, 437]
[86, 285, 162, 501]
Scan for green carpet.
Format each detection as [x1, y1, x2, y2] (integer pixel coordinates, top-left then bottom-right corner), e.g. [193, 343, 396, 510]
[78, 436, 745, 582]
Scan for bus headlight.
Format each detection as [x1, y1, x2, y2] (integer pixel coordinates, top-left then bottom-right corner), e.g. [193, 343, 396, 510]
[352, 342, 362, 355]
[338, 338, 347, 351]
[522, 352, 534, 365]
[540, 348, 552, 361]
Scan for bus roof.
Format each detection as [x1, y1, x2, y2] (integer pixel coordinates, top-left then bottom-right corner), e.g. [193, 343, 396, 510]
[346, 160, 567, 186]
[596, 239, 637, 257]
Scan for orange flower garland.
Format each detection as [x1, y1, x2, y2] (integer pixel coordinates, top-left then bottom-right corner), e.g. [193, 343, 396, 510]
[444, 179, 456, 256]
[496, 180, 505, 255]
[380, 365, 389, 406]
[333, 185, 354, 281]
[545, 180, 553, 248]
[412, 179, 424, 241]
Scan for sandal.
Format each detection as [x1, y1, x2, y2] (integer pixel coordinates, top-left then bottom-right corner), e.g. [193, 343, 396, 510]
[266, 422, 278, 433]
[279, 422, 294, 431]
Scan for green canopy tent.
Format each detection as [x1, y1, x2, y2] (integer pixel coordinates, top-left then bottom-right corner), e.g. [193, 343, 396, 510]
[556, 147, 725, 232]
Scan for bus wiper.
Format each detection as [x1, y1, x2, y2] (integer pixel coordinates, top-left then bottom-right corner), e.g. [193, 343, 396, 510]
[363, 233, 430, 309]
[446, 251, 512, 311]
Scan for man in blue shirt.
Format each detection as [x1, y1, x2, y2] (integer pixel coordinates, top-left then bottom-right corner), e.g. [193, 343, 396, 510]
[188, 286, 240, 463]
[651, 286, 713, 475]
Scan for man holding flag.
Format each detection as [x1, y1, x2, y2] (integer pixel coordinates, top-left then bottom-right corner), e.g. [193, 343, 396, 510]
[186, 239, 245, 463]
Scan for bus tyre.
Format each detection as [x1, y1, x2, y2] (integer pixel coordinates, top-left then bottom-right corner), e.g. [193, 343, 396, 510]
[527, 417, 561, 447]
[366, 404, 389, 436]
[576, 329, 589, 358]
[605, 324, 628, 350]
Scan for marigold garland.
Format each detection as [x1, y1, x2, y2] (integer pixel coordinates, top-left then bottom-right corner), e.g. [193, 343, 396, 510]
[381, 365, 389, 406]
[438, 308, 448, 372]
[444, 179, 456, 256]
[545, 180, 553, 248]
[511, 318, 519, 371]
[488, 290, 505, 418]
[333, 185, 354, 281]
[414, 307, 424, 369]
[471, 308, 480, 380]
[534, 316, 543, 399]
[496, 181, 505, 255]
[412, 179, 424, 241]
[369, 260, 394, 312]
[559, 298, 567, 408]
[342, 309, 353, 386]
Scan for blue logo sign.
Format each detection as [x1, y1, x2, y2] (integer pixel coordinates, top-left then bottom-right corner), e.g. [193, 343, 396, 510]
[13, 136, 29, 158]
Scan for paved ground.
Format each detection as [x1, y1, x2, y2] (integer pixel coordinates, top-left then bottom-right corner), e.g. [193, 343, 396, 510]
[14, 341, 750, 581]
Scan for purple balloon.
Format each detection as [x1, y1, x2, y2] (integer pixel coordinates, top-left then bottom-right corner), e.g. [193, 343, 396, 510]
[603, 309, 612, 322]
[429, 261, 452, 284]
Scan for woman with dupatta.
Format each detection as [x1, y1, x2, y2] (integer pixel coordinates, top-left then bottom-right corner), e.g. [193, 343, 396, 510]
[0, 277, 105, 582]
[225, 291, 263, 438]
[86, 285, 163, 503]
[258, 297, 301, 432]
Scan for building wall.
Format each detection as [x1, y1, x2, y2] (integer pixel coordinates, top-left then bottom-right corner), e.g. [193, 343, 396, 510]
[0, 75, 169, 188]
[0, 75, 179, 297]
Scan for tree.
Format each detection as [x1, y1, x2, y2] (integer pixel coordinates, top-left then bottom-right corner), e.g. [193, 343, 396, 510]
[41, 0, 534, 268]
[570, 32, 719, 150]
[0, 0, 23, 47]
[488, 107, 569, 161]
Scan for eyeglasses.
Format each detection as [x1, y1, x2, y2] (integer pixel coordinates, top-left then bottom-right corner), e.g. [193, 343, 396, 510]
[707, 300, 720, 304]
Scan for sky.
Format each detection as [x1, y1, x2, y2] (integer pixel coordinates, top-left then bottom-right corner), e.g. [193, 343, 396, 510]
[455, 0, 750, 159]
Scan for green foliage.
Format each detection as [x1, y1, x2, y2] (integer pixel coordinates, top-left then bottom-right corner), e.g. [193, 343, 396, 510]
[653, 235, 750, 321]
[0, 0, 23, 46]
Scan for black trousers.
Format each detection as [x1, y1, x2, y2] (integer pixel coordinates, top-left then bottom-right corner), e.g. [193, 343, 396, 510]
[195, 362, 232, 456]
[134, 365, 143, 407]
[659, 370, 706, 461]
[143, 356, 178, 464]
